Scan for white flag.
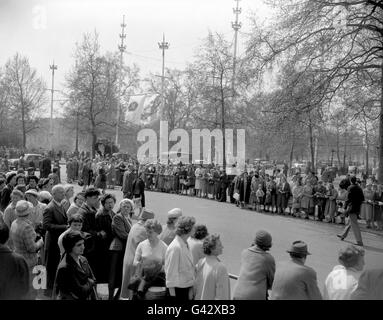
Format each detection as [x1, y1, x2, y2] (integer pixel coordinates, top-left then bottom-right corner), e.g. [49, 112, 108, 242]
[125, 95, 146, 125]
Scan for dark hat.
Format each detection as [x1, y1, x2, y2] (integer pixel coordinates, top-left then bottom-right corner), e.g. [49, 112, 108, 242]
[255, 230, 272, 249]
[140, 209, 155, 221]
[62, 230, 85, 253]
[287, 240, 311, 256]
[338, 245, 364, 267]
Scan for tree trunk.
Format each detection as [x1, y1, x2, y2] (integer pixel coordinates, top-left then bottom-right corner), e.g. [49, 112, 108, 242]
[92, 131, 97, 159]
[221, 84, 226, 170]
[378, 62, 383, 183]
[343, 127, 347, 170]
[21, 104, 26, 149]
[308, 118, 315, 173]
[336, 123, 341, 165]
[289, 132, 295, 176]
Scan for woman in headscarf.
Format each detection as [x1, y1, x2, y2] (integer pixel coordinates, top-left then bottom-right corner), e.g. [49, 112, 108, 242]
[108, 198, 134, 300]
[233, 230, 275, 300]
[53, 230, 97, 300]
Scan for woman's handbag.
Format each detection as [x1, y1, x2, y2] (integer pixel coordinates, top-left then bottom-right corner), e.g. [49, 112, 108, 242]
[233, 192, 240, 201]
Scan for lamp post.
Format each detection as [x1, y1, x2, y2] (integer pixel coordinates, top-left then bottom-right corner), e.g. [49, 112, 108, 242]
[158, 34, 169, 119]
[49, 62, 57, 153]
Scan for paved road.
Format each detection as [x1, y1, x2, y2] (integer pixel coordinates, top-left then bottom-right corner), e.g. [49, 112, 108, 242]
[58, 165, 383, 298]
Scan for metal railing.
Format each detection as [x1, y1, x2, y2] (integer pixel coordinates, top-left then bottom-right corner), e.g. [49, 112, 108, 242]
[229, 273, 239, 280]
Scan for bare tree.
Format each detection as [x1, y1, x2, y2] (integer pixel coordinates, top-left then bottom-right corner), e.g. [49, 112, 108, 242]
[246, 0, 382, 179]
[2, 53, 47, 148]
[64, 31, 139, 157]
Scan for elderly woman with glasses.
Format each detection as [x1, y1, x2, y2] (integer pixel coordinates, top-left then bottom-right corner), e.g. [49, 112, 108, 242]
[323, 245, 365, 300]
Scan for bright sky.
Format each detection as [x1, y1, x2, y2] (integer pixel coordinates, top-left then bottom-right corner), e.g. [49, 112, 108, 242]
[0, 0, 274, 115]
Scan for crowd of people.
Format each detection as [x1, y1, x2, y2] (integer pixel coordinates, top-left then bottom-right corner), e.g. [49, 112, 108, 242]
[0, 154, 382, 300]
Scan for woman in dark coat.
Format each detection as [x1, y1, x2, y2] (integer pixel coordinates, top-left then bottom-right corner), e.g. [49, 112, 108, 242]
[53, 231, 97, 300]
[233, 230, 275, 300]
[108, 199, 133, 300]
[239, 172, 251, 208]
[95, 194, 116, 284]
[81, 159, 93, 190]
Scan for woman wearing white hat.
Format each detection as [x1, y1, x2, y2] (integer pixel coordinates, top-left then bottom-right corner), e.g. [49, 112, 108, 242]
[159, 208, 182, 246]
[10, 200, 44, 299]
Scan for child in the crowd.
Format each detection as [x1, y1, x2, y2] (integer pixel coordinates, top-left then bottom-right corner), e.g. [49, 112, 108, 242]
[256, 184, 265, 212]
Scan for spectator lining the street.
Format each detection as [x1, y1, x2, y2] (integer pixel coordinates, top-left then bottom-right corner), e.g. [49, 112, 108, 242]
[323, 245, 365, 300]
[270, 240, 322, 300]
[194, 234, 230, 300]
[233, 230, 275, 300]
[187, 224, 208, 266]
[165, 216, 196, 300]
[159, 208, 182, 246]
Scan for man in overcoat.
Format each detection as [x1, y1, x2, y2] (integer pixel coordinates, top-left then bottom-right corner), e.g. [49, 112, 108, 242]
[42, 184, 68, 297]
[40, 155, 52, 179]
[131, 172, 146, 208]
[122, 166, 136, 199]
[337, 175, 365, 246]
[270, 241, 322, 300]
[77, 187, 103, 273]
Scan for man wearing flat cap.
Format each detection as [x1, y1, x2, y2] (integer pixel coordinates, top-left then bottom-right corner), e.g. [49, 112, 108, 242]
[270, 240, 322, 300]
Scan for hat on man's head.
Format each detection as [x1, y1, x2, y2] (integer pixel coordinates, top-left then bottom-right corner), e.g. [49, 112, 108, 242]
[25, 189, 39, 198]
[15, 200, 33, 217]
[140, 209, 155, 221]
[168, 208, 182, 219]
[287, 240, 311, 256]
[254, 230, 272, 250]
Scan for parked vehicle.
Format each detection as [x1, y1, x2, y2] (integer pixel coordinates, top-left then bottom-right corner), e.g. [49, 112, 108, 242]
[9, 154, 43, 171]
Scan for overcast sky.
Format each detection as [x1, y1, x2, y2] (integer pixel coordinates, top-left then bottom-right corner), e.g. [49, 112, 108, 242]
[0, 0, 274, 115]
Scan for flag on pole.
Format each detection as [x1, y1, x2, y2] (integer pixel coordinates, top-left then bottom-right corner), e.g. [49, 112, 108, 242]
[125, 95, 146, 125]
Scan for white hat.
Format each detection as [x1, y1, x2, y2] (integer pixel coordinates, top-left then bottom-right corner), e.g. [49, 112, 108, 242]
[25, 189, 39, 198]
[167, 208, 182, 219]
[15, 200, 33, 217]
